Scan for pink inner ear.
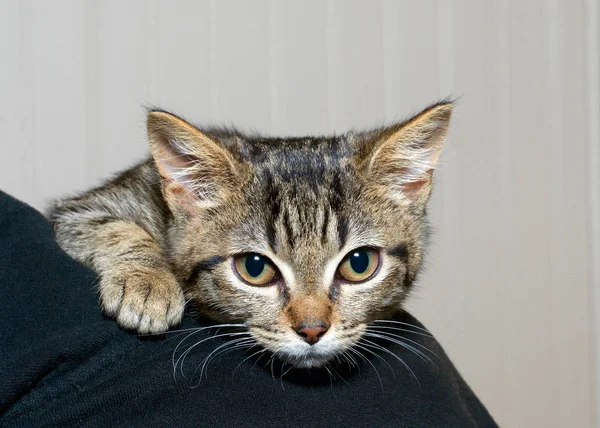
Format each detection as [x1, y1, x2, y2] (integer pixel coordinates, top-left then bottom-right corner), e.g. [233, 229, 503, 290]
[167, 180, 202, 214]
[398, 168, 434, 199]
[153, 144, 207, 212]
[155, 145, 213, 199]
[154, 140, 195, 183]
[402, 178, 428, 198]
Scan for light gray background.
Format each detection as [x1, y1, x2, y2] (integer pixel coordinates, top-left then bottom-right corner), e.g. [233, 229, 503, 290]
[1, 1, 599, 427]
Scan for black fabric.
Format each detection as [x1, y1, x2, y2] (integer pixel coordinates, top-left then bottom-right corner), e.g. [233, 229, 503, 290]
[0, 190, 497, 427]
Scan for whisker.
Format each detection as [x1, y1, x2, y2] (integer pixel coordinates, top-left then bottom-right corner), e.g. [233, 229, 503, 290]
[194, 337, 256, 384]
[347, 346, 384, 392]
[144, 322, 248, 337]
[323, 364, 334, 388]
[354, 342, 396, 376]
[364, 334, 434, 369]
[175, 332, 251, 381]
[334, 353, 342, 365]
[282, 364, 294, 377]
[271, 354, 276, 380]
[369, 319, 432, 334]
[327, 362, 349, 385]
[264, 354, 279, 381]
[164, 327, 230, 346]
[233, 348, 268, 375]
[279, 362, 289, 391]
[251, 350, 268, 370]
[339, 351, 351, 369]
[367, 324, 434, 338]
[366, 328, 439, 358]
[361, 339, 421, 388]
[209, 341, 257, 371]
[364, 331, 437, 367]
[170, 323, 248, 380]
[173, 330, 211, 380]
[195, 342, 256, 387]
[342, 350, 359, 371]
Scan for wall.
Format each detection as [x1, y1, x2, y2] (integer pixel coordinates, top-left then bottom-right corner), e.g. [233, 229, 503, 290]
[0, 1, 597, 426]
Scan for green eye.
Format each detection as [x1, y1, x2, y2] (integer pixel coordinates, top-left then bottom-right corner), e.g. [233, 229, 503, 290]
[234, 253, 278, 286]
[337, 248, 380, 283]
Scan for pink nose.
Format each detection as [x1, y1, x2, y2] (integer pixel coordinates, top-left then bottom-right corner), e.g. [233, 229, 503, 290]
[295, 323, 329, 345]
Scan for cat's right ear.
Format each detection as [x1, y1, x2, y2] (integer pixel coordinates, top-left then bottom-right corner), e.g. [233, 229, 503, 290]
[356, 102, 452, 207]
[147, 111, 241, 213]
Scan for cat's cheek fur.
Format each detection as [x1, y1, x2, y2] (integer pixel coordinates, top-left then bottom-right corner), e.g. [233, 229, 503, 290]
[185, 266, 282, 325]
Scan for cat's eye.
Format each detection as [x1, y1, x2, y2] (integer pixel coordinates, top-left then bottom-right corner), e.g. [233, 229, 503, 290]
[233, 253, 279, 286]
[337, 247, 380, 283]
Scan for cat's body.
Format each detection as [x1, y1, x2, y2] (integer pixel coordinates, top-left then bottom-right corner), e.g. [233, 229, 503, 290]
[50, 101, 452, 368]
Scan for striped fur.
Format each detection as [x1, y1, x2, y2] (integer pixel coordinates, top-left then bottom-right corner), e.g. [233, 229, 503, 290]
[50, 101, 452, 367]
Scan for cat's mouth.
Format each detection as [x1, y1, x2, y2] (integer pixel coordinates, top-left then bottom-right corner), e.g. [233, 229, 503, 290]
[250, 326, 363, 369]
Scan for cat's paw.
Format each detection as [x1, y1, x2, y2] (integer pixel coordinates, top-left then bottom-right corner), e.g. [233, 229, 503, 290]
[99, 265, 185, 334]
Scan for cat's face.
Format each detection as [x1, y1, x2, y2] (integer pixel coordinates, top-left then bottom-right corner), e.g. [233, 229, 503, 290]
[147, 102, 452, 368]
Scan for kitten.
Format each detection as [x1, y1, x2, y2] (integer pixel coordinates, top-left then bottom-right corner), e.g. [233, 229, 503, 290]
[50, 101, 452, 368]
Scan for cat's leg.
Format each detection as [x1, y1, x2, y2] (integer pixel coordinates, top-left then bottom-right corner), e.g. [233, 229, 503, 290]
[53, 216, 184, 334]
[97, 221, 185, 333]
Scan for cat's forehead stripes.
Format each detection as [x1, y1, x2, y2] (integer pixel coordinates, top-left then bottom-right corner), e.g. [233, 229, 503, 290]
[247, 139, 354, 256]
[241, 136, 352, 185]
[263, 183, 350, 255]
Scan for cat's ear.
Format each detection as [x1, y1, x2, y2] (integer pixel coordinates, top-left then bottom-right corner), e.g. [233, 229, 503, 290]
[147, 110, 242, 213]
[360, 102, 452, 206]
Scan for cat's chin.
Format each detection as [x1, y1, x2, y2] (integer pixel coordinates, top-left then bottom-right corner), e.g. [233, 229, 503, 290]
[276, 347, 340, 369]
[283, 354, 333, 369]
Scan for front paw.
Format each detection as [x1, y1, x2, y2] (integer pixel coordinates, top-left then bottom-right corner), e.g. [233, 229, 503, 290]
[99, 265, 185, 334]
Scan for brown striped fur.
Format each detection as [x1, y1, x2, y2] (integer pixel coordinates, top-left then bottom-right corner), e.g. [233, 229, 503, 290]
[50, 101, 452, 367]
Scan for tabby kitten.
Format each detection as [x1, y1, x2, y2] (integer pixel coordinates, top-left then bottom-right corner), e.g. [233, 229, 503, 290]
[50, 101, 452, 369]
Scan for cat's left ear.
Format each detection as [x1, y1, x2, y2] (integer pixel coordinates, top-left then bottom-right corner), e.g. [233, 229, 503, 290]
[359, 102, 453, 206]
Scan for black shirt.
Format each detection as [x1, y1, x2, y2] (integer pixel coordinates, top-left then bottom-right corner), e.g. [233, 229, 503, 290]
[0, 191, 496, 427]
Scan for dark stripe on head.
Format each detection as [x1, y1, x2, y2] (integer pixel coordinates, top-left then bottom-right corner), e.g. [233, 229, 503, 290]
[328, 172, 348, 248]
[387, 244, 409, 262]
[266, 201, 279, 253]
[336, 214, 348, 249]
[187, 256, 226, 284]
[263, 169, 279, 252]
[282, 208, 295, 249]
[330, 174, 344, 212]
[88, 216, 116, 226]
[321, 206, 330, 244]
[265, 220, 277, 253]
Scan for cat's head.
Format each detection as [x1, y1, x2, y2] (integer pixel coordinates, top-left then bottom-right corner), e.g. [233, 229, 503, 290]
[147, 102, 452, 368]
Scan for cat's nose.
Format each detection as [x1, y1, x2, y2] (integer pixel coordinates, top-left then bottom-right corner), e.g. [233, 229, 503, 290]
[294, 323, 329, 345]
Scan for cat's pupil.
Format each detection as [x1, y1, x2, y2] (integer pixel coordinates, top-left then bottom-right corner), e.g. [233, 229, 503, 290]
[245, 254, 265, 277]
[350, 251, 369, 274]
